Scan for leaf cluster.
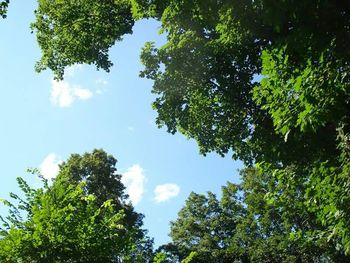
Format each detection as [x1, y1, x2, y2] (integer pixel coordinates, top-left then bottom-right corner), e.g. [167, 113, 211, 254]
[163, 167, 349, 262]
[0, 150, 153, 262]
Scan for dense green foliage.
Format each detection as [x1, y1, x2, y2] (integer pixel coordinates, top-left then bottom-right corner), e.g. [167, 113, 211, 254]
[161, 168, 350, 262]
[29, 0, 350, 258]
[0, 150, 153, 262]
[32, 0, 134, 79]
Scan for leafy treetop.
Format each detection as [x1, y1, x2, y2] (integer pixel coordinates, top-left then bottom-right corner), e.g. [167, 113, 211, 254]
[0, 149, 153, 262]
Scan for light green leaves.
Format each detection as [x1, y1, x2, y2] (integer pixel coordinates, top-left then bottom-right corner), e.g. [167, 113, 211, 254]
[0, 150, 153, 262]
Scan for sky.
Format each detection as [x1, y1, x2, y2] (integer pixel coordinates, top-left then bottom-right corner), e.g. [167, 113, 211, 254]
[0, 1, 242, 247]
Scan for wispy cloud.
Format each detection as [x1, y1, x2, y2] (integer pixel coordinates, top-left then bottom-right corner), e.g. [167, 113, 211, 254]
[73, 86, 93, 100]
[39, 153, 62, 180]
[121, 164, 146, 206]
[95, 78, 108, 86]
[154, 183, 180, 203]
[50, 79, 93, 107]
[95, 78, 108, 95]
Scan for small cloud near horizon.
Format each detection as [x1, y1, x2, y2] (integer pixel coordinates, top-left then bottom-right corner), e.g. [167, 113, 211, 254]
[154, 183, 180, 203]
[39, 153, 62, 180]
[121, 164, 146, 206]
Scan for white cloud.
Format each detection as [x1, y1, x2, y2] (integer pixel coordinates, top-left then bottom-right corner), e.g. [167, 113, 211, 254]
[121, 164, 146, 206]
[50, 80, 93, 107]
[73, 87, 93, 100]
[50, 80, 73, 107]
[39, 153, 62, 180]
[154, 183, 180, 203]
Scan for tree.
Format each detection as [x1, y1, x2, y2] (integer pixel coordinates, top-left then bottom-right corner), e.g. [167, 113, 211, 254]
[0, 149, 153, 262]
[31, 0, 350, 159]
[164, 168, 348, 262]
[32, 0, 134, 79]
[166, 183, 246, 263]
[30, 0, 350, 253]
[236, 167, 346, 262]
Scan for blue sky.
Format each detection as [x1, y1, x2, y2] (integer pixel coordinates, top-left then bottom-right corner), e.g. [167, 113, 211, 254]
[0, 1, 242, 246]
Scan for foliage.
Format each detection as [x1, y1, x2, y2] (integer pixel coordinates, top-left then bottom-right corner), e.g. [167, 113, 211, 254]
[32, 0, 134, 79]
[0, 0, 9, 18]
[30, 0, 350, 255]
[0, 149, 153, 262]
[167, 183, 245, 263]
[164, 168, 350, 262]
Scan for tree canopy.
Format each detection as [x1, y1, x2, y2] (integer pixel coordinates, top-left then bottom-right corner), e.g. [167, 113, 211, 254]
[28, 0, 350, 256]
[0, 149, 153, 262]
[161, 168, 349, 262]
[32, 0, 134, 79]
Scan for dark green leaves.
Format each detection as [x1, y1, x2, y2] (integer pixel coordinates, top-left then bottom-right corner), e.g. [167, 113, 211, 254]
[0, 0, 9, 18]
[30, 0, 350, 257]
[165, 167, 347, 262]
[32, 0, 134, 79]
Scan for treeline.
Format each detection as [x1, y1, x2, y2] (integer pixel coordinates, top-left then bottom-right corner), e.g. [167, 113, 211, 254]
[0, 150, 348, 262]
[0, 150, 152, 262]
[1, 0, 350, 261]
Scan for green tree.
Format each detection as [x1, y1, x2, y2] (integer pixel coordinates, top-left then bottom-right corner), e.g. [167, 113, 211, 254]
[236, 167, 346, 262]
[32, 0, 134, 79]
[0, 149, 153, 262]
[30, 1, 350, 161]
[165, 168, 348, 262]
[166, 183, 246, 263]
[30, 0, 350, 253]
